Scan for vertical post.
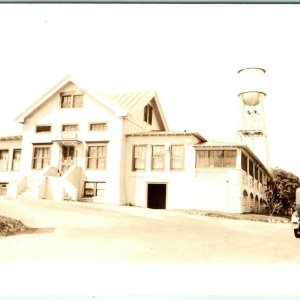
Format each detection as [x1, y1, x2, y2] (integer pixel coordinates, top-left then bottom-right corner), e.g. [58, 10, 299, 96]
[260, 98, 271, 169]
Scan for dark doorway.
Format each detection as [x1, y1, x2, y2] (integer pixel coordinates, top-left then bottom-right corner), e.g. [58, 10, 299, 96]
[61, 145, 75, 174]
[147, 183, 167, 209]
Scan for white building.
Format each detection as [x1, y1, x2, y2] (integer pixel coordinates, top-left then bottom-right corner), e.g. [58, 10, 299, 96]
[0, 75, 271, 213]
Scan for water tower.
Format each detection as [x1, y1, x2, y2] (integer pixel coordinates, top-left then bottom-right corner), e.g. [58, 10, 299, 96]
[237, 67, 271, 169]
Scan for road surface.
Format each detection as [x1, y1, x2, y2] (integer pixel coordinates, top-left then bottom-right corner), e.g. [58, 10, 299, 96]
[0, 198, 299, 296]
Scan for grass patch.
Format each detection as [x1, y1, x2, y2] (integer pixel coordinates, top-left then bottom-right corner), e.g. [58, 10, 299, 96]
[0, 216, 34, 237]
[181, 210, 291, 223]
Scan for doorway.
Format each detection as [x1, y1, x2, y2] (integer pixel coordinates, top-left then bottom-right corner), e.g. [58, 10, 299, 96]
[147, 183, 167, 209]
[61, 145, 75, 174]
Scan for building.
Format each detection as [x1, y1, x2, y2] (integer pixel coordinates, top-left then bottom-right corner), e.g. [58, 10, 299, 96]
[0, 75, 271, 213]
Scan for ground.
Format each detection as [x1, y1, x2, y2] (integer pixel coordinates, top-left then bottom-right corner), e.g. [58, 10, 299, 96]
[0, 198, 299, 296]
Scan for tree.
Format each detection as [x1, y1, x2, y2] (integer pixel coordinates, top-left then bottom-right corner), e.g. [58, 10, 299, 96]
[264, 178, 283, 216]
[264, 168, 300, 215]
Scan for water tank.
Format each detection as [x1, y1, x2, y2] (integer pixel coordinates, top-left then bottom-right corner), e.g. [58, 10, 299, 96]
[238, 67, 266, 106]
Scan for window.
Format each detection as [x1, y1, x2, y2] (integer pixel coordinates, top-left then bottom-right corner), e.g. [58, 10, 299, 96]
[32, 146, 50, 170]
[223, 150, 237, 168]
[259, 170, 263, 183]
[89, 122, 107, 131]
[151, 145, 165, 170]
[0, 150, 9, 171]
[60, 94, 83, 108]
[209, 150, 223, 167]
[196, 150, 209, 168]
[196, 150, 237, 168]
[241, 152, 248, 172]
[170, 145, 184, 170]
[255, 165, 259, 180]
[62, 124, 78, 132]
[249, 160, 254, 177]
[73, 95, 83, 108]
[87, 144, 106, 170]
[36, 125, 52, 133]
[0, 183, 7, 195]
[132, 145, 147, 171]
[84, 181, 105, 198]
[144, 104, 153, 125]
[12, 149, 21, 171]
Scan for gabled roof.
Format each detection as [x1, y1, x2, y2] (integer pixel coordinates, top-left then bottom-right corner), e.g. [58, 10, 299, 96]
[109, 90, 169, 131]
[15, 75, 166, 124]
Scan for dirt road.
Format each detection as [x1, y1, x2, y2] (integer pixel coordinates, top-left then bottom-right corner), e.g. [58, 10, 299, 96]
[0, 198, 299, 296]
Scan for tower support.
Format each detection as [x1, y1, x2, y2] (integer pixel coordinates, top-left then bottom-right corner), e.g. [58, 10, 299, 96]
[237, 67, 270, 169]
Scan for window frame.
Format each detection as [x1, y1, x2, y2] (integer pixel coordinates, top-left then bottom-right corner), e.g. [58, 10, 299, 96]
[12, 149, 21, 172]
[196, 149, 237, 169]
[36, 125, 52, 133]
[89, 122, 108, 132]
[32, 145, 51, 170]
[0, 149, 9, 172]
[61, 124, 79, 132]
[241, 152, 248, 173]
[86, 143, 107, 170]
[249, 159, 254, 177]
[143, 104, 153, 125]
[151, 145, 165, 171]
[84, 181, 106, 198]
[132, 145, 147, 171]
[170, 144, 185, 171]
[60, 92, 83, 109]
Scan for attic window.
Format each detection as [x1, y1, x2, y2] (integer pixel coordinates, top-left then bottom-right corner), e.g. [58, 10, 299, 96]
[36, 125, 52, 133]
[89, 122, 107, 131]
[144, 104, 153, 125]
[61, 94, 83, 108]
[62, 124, 78, 132]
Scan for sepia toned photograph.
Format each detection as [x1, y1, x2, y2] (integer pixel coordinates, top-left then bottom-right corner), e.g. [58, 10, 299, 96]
[0, 3, 300, 298]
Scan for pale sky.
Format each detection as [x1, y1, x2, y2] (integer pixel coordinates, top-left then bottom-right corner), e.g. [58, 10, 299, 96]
[0, 4, 299, 175]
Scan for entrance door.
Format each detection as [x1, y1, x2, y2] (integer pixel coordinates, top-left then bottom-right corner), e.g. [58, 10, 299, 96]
[61, 146, 75, 174]
[147, 183, 167, 209]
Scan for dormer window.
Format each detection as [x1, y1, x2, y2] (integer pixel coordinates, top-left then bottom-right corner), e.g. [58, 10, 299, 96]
[144, 104, 153, 125]
[60, 93, 83, 108]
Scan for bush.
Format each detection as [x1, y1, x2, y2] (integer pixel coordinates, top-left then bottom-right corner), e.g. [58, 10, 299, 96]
[0, 216, 29, 237]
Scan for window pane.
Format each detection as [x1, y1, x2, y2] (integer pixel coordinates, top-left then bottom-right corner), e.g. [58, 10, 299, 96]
[84, 181, 105, 197]
[255, 166, 259, 180]
[223, 150, 236, 168]
[152, 146, 164, 170]
[36, 125, 51, 133]
[148, 105, 153, 125]
[73, 95, 83, 107]
[209, 150, 223, 167]
[196, 150, 209, 168]
[133, 145, 146, 170]
[90, 123, 107, 131]
[61, 95, 72, 108]
[249, 160, 254, 176]
[87, 145, 106, 170]
[241, 153, 248, 172]
[0, 150, 8, 171]
[32, 147, 50, 170]
[12, 149, 21, 171]
[62, 124, 78, 131]
[171, 145, 184, 170]
[143, 104, 153, 125]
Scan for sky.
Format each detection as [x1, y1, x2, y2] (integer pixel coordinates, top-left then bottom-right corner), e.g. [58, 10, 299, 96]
[0, 4, 299, 175]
